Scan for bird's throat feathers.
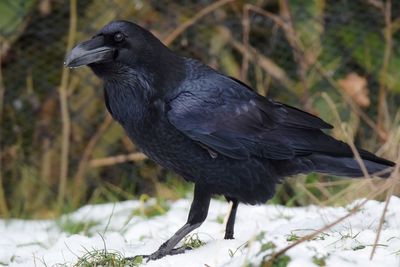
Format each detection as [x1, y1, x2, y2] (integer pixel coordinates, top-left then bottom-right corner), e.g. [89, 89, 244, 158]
[102, 64, 155, 123]
[96, 49, 186, 124]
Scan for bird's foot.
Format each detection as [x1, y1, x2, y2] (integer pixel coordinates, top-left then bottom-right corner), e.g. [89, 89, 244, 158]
[224, 233, 234, 240]
[145, 246, 192, 261]
[126, 246, 192, 263]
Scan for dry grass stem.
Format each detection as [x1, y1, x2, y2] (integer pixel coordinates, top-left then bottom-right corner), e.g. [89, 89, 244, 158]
[315, 62, 388, 141]
[322, 93, 371, 179]
[242, 2, 389, 141]
[163, 0, 234, 46]
[240, 5, 250, 81]
[370, 155, 399, 259]
[219, 26, 295, 90]
[244, 4, 284, 27]
[267, 91, 398, 264]
[89, 152, 147, 168]
[376, 0, 392, 135]
[57, 0, 77, 211]
[265, 178, 396, 265]
[72, 113, 113, 206]
[279, 0, 310, 108]
[0, 44, 9, 217]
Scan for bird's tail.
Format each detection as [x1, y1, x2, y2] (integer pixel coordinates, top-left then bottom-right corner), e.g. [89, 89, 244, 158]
[306, 151, 394, 178]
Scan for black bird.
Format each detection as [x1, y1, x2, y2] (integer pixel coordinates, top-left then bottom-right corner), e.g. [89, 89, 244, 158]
[66, 20, 394, 260]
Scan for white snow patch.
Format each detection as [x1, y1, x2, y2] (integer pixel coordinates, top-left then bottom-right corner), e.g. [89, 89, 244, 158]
[0, 197, 399, 266]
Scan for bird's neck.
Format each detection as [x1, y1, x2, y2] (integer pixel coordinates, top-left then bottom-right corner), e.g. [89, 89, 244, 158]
[100, 46, 186, 128]
[103, 66, 154, 124]
[144, 48, 186, 96]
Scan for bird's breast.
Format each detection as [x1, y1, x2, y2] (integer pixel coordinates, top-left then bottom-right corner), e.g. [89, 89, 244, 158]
[121, 115, 203, 180]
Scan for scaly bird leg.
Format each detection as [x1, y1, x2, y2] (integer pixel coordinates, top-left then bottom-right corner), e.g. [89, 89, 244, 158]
[224, 198, 238, 240]
[132, 184, 211, 261]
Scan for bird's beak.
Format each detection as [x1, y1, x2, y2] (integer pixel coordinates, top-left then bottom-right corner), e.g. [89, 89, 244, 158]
[65, 36, 114, 68]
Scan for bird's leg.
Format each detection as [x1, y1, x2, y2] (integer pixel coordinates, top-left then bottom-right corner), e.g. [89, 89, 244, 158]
[224, 198, 239, 240]
[143, 184, 211, 261]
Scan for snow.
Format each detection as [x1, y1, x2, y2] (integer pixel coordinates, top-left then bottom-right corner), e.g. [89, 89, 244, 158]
[1, 197, 400, 267]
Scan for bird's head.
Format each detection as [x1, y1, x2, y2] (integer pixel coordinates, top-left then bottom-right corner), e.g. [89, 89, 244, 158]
[65, 20, 171, 79]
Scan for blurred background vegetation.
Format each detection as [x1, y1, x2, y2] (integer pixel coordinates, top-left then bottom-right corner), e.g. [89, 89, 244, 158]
[0, 0, 399, 219]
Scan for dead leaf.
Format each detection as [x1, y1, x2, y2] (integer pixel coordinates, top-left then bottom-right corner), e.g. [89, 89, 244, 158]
[39, 0, 52, 16]
[339, 73, 370, 108]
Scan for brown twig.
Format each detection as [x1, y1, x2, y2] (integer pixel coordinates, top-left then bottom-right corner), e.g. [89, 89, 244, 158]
[376, 0, 392, 139]
[244, 4, 284, 27]
[89, 152, 147, 168]
[240, 4, 251, 81]
[296, 182, 323, 205]
[72, 113, 113, 206]
[219, 26, 295, 91]
[269, 90, 396, 263]
[314, 62, 388, 141]
[370, 188, 393, 259]
[163, 0, 234, 46]
[265, 178, 395, 265]
[322, 93, 371, 179]
[244, 3, 387, 140]
[319, 180, 369, 206]
[266, 92, 397, 263]
[57, 0, 77, 211]
[244, 3, 314, 108]
[0, 42, 9, 217]
[367, 0, 385, 10]
[370, 155, 400, 259]
[279, 0, 311, 108]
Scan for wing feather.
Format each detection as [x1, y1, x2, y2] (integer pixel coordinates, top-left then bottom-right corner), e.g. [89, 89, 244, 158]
[167, 74, 333, 160]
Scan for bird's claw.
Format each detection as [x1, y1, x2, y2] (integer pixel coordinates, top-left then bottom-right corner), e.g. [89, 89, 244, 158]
[170, 246, 192, 255]
[147, 246, 192, 261]
[127, 246, 192, 263]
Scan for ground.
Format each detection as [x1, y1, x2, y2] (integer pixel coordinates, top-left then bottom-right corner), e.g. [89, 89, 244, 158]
[1, 197, 399, 267]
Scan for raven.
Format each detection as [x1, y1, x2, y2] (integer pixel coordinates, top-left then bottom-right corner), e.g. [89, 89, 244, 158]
[66, 20, 394, 260]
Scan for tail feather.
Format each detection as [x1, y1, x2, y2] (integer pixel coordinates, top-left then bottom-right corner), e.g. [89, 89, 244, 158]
[357, 148, 395, 167]
[307, 153, 394, 178]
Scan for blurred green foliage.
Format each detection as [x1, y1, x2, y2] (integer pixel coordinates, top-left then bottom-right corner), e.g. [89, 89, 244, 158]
[0, 0, 399, 218]
[0, 0, 34, 39]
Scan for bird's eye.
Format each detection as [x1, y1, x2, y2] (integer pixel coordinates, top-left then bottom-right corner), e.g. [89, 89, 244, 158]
[113, 32, 125, 43]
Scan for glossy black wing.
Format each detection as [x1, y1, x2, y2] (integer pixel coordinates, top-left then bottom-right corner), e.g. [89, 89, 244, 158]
[167, 74, 333, 160]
